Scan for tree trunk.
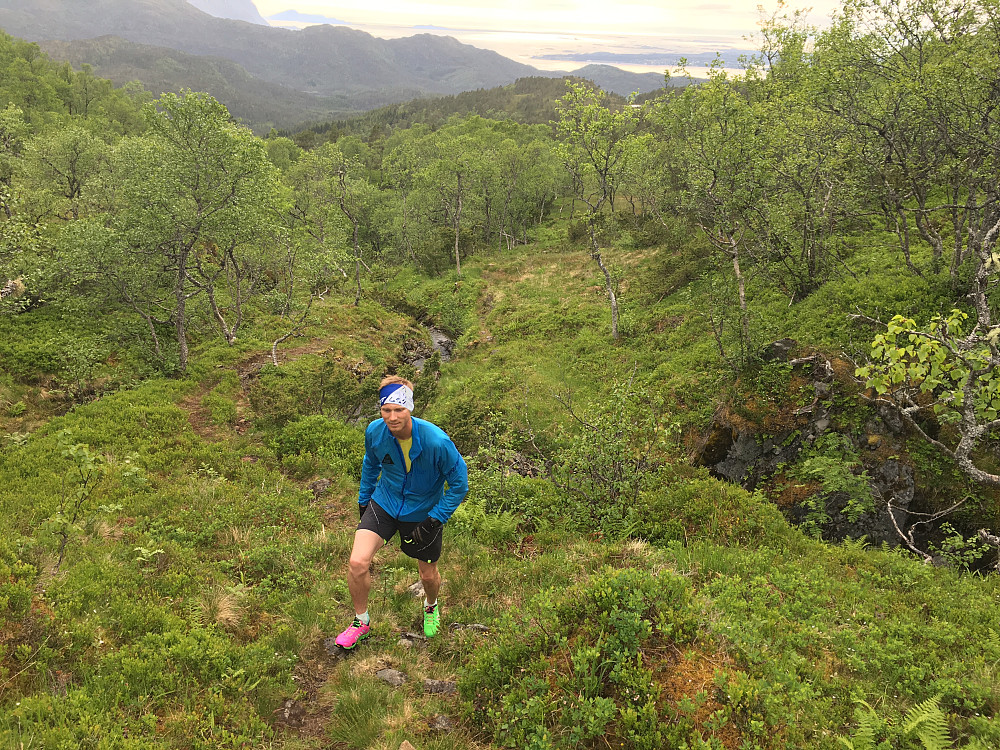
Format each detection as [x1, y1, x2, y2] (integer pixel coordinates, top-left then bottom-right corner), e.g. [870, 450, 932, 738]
[206, 285, 236, 345]
[599, 255, 620, 341]
[353, 222, 361, 307]
[588, 221, 619, 340]
[729, 241, 749, 354]
[454, 173, 463, 277]
[174, 250, 190, 373]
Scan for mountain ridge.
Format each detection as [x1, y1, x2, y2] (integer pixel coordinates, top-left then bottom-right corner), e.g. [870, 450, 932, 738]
[186, 0, 268, 25]
[0, 0, 670, 130]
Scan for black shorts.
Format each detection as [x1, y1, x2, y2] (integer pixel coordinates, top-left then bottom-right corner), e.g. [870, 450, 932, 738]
[358, 501, 443, 564]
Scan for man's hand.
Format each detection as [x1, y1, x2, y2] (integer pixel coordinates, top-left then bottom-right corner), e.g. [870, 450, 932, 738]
[411, 517, 442, 543]
[359, 503, 368, 520]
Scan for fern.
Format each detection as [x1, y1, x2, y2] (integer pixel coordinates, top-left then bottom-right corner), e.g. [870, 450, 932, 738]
[842, 535, 870, 553]
[902, 695, 952, 750]
[839, 696, 958, 750]
[840, 699, 883, 750]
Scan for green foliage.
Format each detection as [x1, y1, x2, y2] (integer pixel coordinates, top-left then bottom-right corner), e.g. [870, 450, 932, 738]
[42, 429, 107, 572]
[449, 495, 520, 546]
[929, 523, 992, 572]
[789, 433, 875, 536]
[838, 694, 962, 750]
[201, 371, 240, 427]
[547, 383, 674, 538]
[272, 414, 364, 480]
[0, 538, 34, 618]
[460, 567, 701, 749]
[636, 476, 792, 549]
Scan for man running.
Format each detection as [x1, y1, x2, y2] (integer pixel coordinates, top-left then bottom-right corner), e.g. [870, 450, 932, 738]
[335, 376, 469, 649]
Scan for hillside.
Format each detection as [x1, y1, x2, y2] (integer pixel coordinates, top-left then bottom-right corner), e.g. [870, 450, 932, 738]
[38, 36, 369, 130]
[295, 76, 638, 140]
[2, 5, 1000, 749]
[0, 0, 668, 131]
[0, 0, 537, 98]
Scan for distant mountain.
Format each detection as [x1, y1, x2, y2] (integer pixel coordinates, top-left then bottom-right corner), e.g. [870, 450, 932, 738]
[267, 9, 348, 24]
[38, 36, 361, 132]
[571, 64, 670, 97]
[186, 0, 268, 25]
[0, 0, 671, 130]
[0, 0, 538, 98]
[303, 76, 637, 139]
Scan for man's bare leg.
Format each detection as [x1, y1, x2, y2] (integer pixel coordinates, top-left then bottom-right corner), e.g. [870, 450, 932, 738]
[418, 559, 442, 637]
[348, 529, 384, 615]
[417, 559, 441, 604]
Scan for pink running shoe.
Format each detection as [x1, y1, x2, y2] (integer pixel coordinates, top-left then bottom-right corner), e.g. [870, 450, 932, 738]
[335, 617, 371, 649]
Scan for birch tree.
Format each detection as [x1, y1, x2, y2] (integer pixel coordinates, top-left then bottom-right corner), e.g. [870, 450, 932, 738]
[556, 82, 639, 341]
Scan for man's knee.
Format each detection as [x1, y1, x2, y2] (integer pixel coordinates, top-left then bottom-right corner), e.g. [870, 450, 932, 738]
[348, 554, 373, 577]
[419, 565, 440, 584]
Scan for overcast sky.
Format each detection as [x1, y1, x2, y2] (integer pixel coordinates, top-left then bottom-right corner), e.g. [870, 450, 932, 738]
[250, 1, 845, 73]
[252, 1, 843, 40]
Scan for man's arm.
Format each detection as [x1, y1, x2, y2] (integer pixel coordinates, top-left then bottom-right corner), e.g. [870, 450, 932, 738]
[357, 429, 381, 508]
[428, 442, 468, 524]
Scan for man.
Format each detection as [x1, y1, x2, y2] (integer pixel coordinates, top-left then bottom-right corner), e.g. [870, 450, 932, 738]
[335, 376, 469, 649]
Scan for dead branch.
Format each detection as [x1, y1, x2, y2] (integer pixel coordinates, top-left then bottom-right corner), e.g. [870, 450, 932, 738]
[271, 294, 316, 366]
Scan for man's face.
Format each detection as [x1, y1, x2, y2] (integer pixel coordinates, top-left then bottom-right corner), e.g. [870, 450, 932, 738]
[380, 403, 412, 437]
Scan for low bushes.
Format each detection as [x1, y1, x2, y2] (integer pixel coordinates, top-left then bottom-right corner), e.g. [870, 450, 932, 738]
[460, 566, 706, 749]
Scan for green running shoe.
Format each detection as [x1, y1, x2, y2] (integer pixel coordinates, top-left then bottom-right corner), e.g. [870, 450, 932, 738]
[423, 602, 440, 638]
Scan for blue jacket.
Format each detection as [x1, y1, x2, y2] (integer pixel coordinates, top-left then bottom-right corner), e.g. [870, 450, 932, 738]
[358, 416, 468, 523]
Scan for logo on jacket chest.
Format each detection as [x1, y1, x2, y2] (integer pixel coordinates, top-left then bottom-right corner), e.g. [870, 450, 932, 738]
[381, 454, 395, 466]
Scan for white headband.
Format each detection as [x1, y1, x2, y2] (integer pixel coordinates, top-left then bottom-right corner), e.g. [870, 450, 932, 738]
[379, 384, 414, 412]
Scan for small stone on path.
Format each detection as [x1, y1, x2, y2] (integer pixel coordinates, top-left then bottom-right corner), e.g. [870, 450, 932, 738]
[322, 637, 349, 659]
[449, 622, 489, 633]
[398, 631, 427, 649]
[423, 679, 456, 695]
[428, 714, 453, 731]
[376, 668, 407, 687]
[399, 742, 418, 750]
[272, 699, 305, 727]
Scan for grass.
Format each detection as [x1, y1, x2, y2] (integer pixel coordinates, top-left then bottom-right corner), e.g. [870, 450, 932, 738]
[0, 211, 999, 749]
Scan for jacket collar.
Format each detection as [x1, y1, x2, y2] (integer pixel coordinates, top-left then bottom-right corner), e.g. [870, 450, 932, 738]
[388, 416, 423, 458]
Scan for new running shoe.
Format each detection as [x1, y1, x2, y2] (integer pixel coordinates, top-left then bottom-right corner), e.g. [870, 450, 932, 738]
[335, 617, 371, 649]
[423, 602, 440, 638]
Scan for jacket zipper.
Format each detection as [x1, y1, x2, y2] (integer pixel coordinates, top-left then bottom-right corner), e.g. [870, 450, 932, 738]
[393, 424, 413, 520]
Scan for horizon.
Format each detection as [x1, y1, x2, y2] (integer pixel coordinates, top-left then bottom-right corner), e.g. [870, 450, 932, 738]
[248, 0, 844, 75]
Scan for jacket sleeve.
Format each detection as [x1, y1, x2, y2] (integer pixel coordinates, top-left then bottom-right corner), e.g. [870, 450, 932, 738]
[428, 440, 468, 524]
[357, 427, 381, 506]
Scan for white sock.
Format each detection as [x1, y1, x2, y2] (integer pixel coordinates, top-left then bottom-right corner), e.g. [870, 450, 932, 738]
[357, 611, 370, 625]
[424, 598, 437, 609]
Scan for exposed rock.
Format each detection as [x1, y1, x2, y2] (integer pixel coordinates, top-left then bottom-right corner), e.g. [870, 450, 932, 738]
[407, 581, 425, 598]
[272, 698, 306, 727]
[786, 457, 914, 547]
[322, 637, 350, 659]
[762, 338, 798, 362]
[376, 668, 407, 687]
[876, 401, 905, 434]
[428, 714, 453, 731]
[812, 416, 831, 435]
[449, 622, 489, 633]
[423, 679, 457, 694]
[693, 422, 735, 467]
[309, 478, 332, 499]
[398, 631, 427, 649]
[400, 742, 418, 750]
[713, 429, 807, 491]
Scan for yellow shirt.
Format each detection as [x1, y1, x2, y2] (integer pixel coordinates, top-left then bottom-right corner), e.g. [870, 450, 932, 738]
[398, 437, 413, 473]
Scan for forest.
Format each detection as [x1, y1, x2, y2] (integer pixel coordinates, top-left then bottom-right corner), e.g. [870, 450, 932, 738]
[1, 0, 999, 748]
